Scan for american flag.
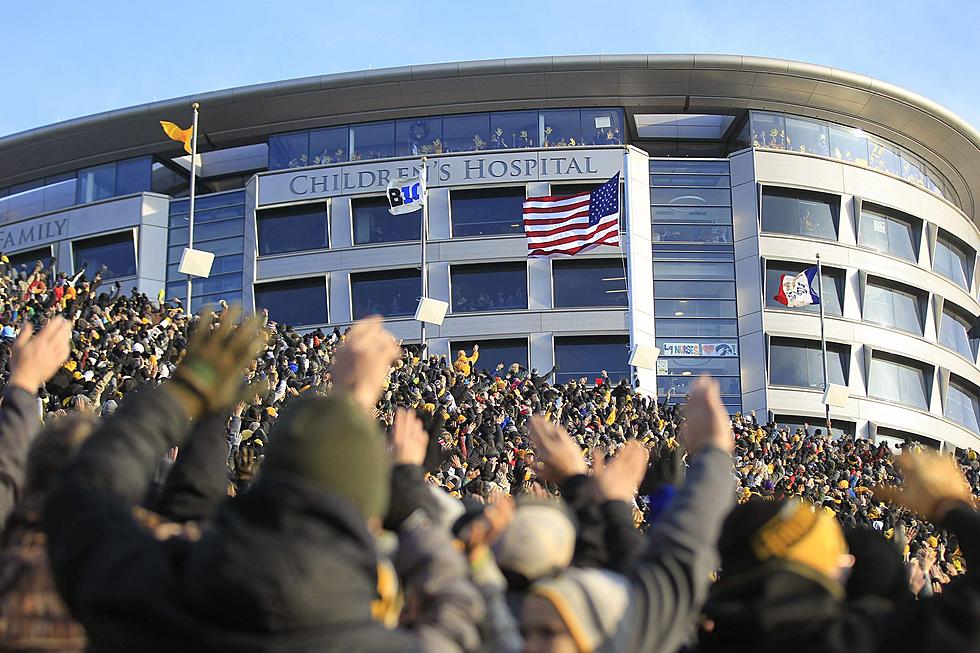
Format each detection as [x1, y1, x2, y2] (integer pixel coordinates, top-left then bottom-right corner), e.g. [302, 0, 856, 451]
[522, 172, 621, 258]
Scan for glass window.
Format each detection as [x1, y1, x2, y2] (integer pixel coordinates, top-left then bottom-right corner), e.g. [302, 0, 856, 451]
[450, 338, 529, 372]
[769, 338, 848, 388]
[653, 224, 733, 243]
[352, 196, 420, 245]
[654, 319, 738, 337]
[656, 299, 736, 318]
[946, 378, 980, 433]
[350, 269, 420, 319]
[868, 139, 903, 176]
[653, 246, 734, 261]
[750, 112, 787, 150]
[451, 263, 527, 313]
[115, 157, 152, 195]
[396, 118, 444, 157]
[443, 113, 491, 153]
[761, 187, 839, 240]
[659, 375, 741, 398]
[863, 279, 923, 334]
[934, 232, 973, 290]
[551, 182, 600, 197]
[309, 127, 348, 165]
[269, 132, 310, 170]
[868, 352, 930, 410]
[192, 272, 242, 295]
[76, 163, 116, 204]
[657, 356, 740, 377]
[254, 277, 327, 326]
[900, 155, 928, 187]
[651, 206, 732, 224]
[351, 122, 395, 160]
[152, 161, 189, 196]
[40, 178, 76, 213]
[654, 261, 733, 280]
[7, 246, 54, 273]
[829, 125, 869, 166]
[72, 230, 137, 280]
[765, 262, 843, 316]
[650, 160, 730, 175]
[554, 336, 629, 385]
[858, 207, 918, 261]
[450, 187, 525, 237]
[650, 187, 731, 206]
[785, 116, 830, 156]
[256, 203, 328, 255]
[542, 109, 581, 148]
[490, 111, 537, 149]
[939, 306, 976, 360]
[774, 415, 855, 438]
[553, 259, 628, 308]
[580, 109, 624, 146]
[655, 280, 735, 299]
[651, 174, 731, 188]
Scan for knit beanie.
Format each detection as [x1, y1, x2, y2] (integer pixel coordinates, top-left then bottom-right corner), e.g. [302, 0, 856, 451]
[493, 500, 576, 583]
[261, 394, 390, 521]
[718, 497, 847, 584]
[530, 567, 632, 652]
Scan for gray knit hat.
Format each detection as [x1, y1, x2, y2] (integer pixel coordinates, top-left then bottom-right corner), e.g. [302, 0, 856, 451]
[493, 500, 576, 581]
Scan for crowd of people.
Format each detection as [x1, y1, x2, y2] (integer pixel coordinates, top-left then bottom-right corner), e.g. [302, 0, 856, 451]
[0, 256, 977, 652]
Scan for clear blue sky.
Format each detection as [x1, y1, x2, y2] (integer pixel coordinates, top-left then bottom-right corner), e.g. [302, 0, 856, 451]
[1, 0, 978, 137]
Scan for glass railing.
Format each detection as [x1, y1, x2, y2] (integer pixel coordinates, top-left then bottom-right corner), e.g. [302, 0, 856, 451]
[0, 179, 76, 225]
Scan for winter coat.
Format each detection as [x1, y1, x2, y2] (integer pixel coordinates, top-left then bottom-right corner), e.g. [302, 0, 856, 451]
[0, 386, 41, 534]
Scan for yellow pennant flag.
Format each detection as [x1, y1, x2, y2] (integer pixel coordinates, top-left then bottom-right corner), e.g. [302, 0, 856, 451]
[160, 120, 193, 154]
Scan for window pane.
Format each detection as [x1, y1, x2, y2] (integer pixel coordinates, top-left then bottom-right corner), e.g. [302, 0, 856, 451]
[651, 206, 731, 224]
[553, 259, 628, 308]
[858, 208, 917, 261]
[900, 155, 928, 188]
[580, 109, 624, 146]
[554, 336, 629, 385]
[351, 122, 395, 160]
[115, 157, 152, 195]
[76, 163, 116, 204]
[651, 174, 731, 188]
[352, 196, 420, 245]
[192, 272, 242, 294]
[869, 354, 929, 410]
[765, 262, 843, 316]
[653, 224, 733, 243]
[654, 319, 738, 337]
[451, 187, 525, 237]
[7, 246, 54, 273]
[451, 263, 527, 313]
[785, 116, 830, 156]
[769, 338, 847, 388]
[254, 277, 327, 326]
[868, 139, 902, 176]
[659, 375, 741, 397]
[396, 118, 444, 157]
[761, 188, 838, 240]
[654, 261, 733, 280]
[269, 132, 310, 170]
[542, 110, 581, 148]
[653, 246, 734, 261]
[946, 379, 980, 433]
[656, 299, 736, 318]
[829, 125, 869, 166]
[443, 114, 491, 153]
[935, 234, 972, 290]
[450, 338, 529, 372]
[72, 231, 136, 280]
[774, 415, 855, 438]
[939, 308, 976, 359]
[864, 280, 922, 334]
[655, 280, 735, 299]
[309, 127, 348, 165]
[256, 204, 328, 255]
[41, 178, 76, 213]
[351, 269, 420, 319]
[650, 187, 731, 206]
[750, 112, 787, 149]
[657, 356, 740, 377]
[490, 111, 537, 149]
[650, 160, 730, 174]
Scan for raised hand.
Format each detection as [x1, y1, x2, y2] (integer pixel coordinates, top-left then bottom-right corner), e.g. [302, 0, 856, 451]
[874, 451, 975, 522]
[682, 375, 734, 456]
[8, 316, 71, 392]
[331, 316, 401, 412]
[528, 414, 587, 481]
[391, 408, 428, 466]
[593, 441, 650, 502]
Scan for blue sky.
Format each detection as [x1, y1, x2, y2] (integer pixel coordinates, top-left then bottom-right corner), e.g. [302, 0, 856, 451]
[1, 0, 978, 137]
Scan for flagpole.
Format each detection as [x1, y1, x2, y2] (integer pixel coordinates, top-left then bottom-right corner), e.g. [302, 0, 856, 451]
[816, 253, 831, 433]
[186, 102, 199, 312]
[420, 155, 428, 350]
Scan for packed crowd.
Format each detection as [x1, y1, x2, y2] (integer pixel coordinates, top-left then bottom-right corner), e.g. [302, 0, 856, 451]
[0, 257, 977, 652]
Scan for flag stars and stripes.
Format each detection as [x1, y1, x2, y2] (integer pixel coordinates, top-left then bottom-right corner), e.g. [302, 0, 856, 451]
[522, 173, 621, 258]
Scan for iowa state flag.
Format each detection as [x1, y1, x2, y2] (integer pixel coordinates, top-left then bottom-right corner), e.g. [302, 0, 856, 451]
[774, 267, 821, 307]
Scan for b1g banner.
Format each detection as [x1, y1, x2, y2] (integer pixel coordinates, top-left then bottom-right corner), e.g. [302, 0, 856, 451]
[387, 174, 424, 215]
